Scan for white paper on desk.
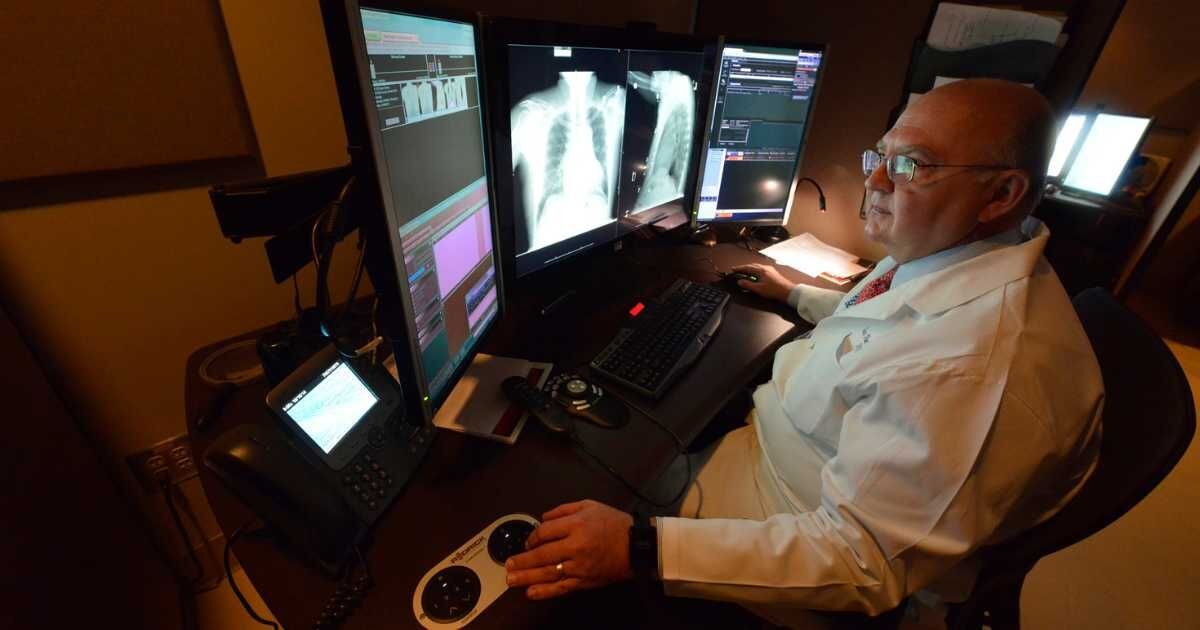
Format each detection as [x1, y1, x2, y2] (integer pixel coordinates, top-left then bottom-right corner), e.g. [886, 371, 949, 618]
[928, 3, 1063, 52]
[818, 272, 854, 286]
[431, 354, 553, 445]
[760, 233, 868, 280]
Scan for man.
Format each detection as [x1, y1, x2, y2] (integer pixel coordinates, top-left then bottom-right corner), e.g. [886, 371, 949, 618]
[504, 79, 1104, 625]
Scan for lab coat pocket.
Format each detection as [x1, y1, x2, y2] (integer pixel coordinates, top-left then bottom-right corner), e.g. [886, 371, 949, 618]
[781, 325, 856, 444]
[834, 331, 861, 369]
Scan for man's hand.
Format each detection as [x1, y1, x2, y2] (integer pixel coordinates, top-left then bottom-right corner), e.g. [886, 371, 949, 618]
[731, 263, 794, 303]
[505, 500, 634, 600]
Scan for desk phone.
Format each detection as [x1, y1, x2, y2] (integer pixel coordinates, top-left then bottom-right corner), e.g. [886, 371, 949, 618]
[205, 344, 432, 573]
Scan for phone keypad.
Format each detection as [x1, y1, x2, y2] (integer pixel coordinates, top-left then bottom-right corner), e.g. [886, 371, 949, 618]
[343, 451, 394, 511]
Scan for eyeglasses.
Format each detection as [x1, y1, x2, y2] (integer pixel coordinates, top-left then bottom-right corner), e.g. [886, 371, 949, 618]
[861, 150, 1014, 184]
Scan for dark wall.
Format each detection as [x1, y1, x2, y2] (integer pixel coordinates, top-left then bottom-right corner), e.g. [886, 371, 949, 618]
[0, 303, 181, 628]
[415, 0, 694, 32]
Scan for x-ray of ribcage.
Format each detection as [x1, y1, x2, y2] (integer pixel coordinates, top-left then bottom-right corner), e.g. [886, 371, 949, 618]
[511, 72, 626, 253]
[627, 71, 695, 214]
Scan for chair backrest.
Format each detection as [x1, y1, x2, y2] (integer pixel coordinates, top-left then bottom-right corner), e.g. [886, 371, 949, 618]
[980, 287, 1195, 572]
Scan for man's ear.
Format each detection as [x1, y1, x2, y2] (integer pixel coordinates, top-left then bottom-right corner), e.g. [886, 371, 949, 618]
[978, 170, 1030, 223]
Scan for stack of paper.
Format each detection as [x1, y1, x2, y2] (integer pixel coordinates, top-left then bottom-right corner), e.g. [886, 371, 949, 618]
[386, 353, 552, 445]
[432, 354, 553, 445]
[905, 3, 1065, 109]
[927, 3, 1064, 52]
[760, 233, 868, 285]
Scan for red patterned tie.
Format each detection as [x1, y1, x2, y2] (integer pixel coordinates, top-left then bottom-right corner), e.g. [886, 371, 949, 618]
[844, 267, 897, 308]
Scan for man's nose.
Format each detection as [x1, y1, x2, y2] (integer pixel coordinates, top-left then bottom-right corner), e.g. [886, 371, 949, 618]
[865, 159, 894, 194]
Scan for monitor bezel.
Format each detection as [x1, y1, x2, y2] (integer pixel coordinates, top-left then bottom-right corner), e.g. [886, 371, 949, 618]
[482, 17, 715, 283]
[1059, 111, 1154, 199]
[331, 0, 506, 422]
[689, 37, 829, 228]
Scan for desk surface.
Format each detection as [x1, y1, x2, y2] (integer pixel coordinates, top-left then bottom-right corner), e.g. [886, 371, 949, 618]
[186, 236, 842, 629]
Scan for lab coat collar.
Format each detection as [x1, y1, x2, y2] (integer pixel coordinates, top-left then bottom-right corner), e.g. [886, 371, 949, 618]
[839, 217, 1049, 321]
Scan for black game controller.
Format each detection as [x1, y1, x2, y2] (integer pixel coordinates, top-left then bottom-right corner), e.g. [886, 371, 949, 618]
[545, 373, 630, 429]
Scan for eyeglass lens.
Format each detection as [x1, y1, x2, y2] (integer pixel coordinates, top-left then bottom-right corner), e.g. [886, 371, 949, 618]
[862, 150, 917, 183]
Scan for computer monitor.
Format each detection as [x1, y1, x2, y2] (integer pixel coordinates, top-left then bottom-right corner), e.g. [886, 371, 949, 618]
[692, 41, 826, 226]
[486, 19, 710, 279]
[1046, 113, 1087, 179]
[324, 1, 502, 419]
[1061, 113, 1153, 197]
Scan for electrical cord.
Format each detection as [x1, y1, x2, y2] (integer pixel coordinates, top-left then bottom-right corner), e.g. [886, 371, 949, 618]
[563, 392, 693, 509]
[158, 472, 205, 584]
[174, 483, 223, 590]
[617, 393, 712, 518]
[690, 255, 723, 278]
[314, 545, 374, 629]
[292, 272, 304, 319]
[336, 233, 368, 326]
[622, 232, 725, 281]
[310, 176, 380, 359]
[224, 522, 280, 630]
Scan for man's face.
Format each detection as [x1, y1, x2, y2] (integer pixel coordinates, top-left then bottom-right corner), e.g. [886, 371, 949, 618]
[863, 96, 1003, 263]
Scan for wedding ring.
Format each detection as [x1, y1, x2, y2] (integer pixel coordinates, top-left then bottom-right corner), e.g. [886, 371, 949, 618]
[554, 562, 565, 579]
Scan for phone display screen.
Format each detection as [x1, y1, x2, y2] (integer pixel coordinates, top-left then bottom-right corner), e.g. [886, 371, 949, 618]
[282, 362, 378, 454]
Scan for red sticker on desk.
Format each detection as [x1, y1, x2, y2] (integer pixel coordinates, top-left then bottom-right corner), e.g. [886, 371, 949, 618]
[629, 302, 645, 317]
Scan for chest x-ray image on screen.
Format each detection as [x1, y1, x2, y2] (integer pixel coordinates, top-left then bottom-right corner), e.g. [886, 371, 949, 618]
[624, 71, 694, 213]
[618, 50, 703, 222]
[509, 46, 626, 255]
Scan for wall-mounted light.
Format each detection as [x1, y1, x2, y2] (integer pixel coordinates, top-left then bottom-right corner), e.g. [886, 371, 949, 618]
[796, 177, 827, 212]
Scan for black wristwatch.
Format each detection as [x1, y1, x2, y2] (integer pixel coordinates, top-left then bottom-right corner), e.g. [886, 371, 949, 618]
[629, 512, 658, 580]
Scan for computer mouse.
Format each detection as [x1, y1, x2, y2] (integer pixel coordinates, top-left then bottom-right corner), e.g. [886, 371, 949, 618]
[726, 271, 760, 283]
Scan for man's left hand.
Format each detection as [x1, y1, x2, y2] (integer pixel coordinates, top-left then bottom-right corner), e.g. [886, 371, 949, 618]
[505, 500, 634, 600]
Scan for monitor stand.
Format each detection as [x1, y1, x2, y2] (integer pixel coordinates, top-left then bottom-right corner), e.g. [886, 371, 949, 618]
[753, 225, 791, 243]
[685, 224, 785, 247]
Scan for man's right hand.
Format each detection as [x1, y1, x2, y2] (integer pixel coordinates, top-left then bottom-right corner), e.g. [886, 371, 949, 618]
[731, 263, 794, 303]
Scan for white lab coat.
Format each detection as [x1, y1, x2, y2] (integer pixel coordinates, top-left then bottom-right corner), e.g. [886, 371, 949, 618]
[657, 218, 1104, 622]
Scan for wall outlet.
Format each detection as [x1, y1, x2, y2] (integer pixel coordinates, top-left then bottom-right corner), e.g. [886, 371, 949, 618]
[127, 434, 199, 493]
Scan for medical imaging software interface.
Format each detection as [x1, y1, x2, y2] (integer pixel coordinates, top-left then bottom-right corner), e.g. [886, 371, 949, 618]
[284, 362, 378, 454]
[507, 44, 704, 277]
[695, 45, 823, 224]
[360, 9, 499, 401]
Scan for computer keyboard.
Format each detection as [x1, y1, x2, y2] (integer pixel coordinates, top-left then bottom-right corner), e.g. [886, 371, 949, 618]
[590, 279, 730, 399]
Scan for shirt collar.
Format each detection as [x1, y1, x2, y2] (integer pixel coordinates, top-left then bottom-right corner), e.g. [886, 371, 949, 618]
[892, 226, 1026, 288]
[837, 217, 1048, 320]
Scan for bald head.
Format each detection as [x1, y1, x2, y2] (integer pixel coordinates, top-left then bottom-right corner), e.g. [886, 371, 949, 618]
[905, 79, 1056, 214]
[865, 80, 1057, 261]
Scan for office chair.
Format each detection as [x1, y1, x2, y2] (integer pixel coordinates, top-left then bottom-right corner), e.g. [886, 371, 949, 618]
[943, 287, 1196, 630]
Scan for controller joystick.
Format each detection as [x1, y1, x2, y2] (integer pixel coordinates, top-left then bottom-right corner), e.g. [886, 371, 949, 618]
[420, 566, 481, 623]
[546, 373, 630, 429]
[563, 378, 590, 399]
[487, 519, 535, 564]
